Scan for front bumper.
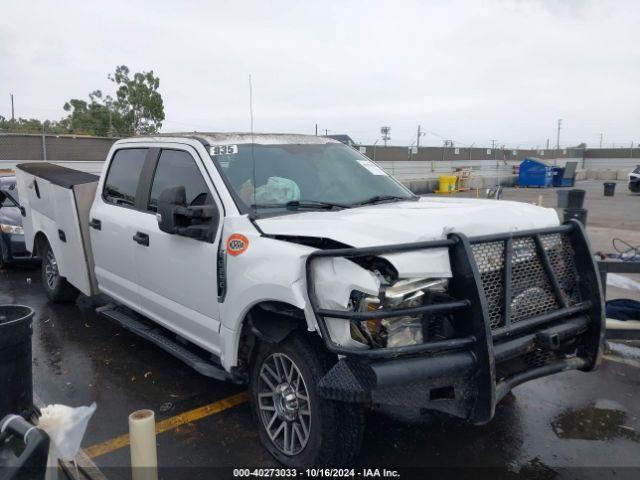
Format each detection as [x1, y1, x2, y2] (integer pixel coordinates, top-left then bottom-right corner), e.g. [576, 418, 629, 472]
[629, 178, 640, 193]
[306, 221, 605, 424]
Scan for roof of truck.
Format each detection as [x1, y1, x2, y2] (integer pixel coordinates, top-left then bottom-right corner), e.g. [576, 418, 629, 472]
[136, 132, 341, 146]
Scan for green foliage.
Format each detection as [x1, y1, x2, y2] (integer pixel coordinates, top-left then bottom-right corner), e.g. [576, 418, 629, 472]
[60, 90, 118, 136]
[108, 65, 165, 135]
[0, 115, 66, 134]
[1, 66, 165, 137]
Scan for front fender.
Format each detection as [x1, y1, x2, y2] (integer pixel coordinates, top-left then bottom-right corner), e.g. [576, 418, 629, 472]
[220, 234, 317, 332]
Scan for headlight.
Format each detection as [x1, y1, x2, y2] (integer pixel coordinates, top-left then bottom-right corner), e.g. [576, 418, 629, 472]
[0, 224, 23, 235]
[350, 277, 448, 348]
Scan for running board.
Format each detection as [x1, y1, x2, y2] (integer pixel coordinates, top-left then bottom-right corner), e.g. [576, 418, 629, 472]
[96, 304, 230, 381]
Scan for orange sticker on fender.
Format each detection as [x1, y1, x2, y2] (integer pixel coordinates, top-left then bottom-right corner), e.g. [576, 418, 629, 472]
[227, 234, 249, 256]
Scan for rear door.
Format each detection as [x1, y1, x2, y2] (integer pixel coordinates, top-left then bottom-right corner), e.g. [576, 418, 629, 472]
[132, 146, 224, 354]
[89, 148, 149, 306]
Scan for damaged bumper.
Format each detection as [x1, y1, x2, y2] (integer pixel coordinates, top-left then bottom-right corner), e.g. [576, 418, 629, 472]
[305, 221, 605, 424]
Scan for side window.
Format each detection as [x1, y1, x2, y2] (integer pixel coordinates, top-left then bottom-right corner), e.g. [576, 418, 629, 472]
[103, 148, 148, 207]
[148, 150, 211, 212]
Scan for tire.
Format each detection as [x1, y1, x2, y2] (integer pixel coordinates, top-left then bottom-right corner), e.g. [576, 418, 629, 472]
[0, 238, 9, 269]
[250, 331, 364, 467]
[41, 240, 78, 303]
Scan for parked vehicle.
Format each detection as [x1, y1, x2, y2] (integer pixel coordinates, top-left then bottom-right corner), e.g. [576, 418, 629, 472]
[0, 175, 31, 268]
[629, 165, 640, 193]
[15, 133, 605, 467]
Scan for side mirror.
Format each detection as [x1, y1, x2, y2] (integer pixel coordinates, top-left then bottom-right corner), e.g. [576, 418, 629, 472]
[157, 186, 219, 242]
[157, 186, 187, 234]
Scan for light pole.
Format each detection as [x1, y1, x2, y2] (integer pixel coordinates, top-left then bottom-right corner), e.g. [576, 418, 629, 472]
[556, 119, 562, 149]
[380, 126, 391, 147]
[372, 139, 380, 162]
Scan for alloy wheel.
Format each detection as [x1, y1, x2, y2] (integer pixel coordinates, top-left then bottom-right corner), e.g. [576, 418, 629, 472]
[257, 352, 311, 456]
[44, 249, 58, 289]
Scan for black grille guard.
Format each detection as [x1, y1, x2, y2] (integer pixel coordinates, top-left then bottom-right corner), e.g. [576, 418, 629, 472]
[305, 220, 605, 423]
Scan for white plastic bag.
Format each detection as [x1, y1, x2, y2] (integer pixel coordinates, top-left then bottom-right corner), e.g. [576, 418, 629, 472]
[38, 403, 97, 478]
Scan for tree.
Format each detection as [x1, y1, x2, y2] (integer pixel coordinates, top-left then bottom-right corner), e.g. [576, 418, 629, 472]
[108, 65, 165, 135]
[61, 65, 165, 136]
[0, 115, 66, 134]
[61, 90, 116, 136]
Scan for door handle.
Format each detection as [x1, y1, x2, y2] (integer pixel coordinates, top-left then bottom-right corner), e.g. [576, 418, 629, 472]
[133, 232, 150, 246]
[89, 218, 101, 230]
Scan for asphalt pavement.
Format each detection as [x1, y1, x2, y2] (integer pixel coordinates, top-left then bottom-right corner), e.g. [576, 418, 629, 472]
[1, 180, 639, 478]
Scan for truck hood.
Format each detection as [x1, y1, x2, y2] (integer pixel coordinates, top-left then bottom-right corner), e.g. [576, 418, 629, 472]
[257, 197, 560, 278]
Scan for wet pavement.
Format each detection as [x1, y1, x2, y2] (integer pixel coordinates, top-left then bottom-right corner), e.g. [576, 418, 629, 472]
[2, 264, 639, 478]
[1, 180, 639, 478]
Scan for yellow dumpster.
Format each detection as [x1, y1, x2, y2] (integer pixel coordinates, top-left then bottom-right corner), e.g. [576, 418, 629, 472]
[436, 175, 457, 193]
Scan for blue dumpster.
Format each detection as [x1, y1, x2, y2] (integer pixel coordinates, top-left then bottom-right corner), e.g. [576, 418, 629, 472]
[519, 158, 553, 187]
[552, 167, 565, 187]
[552, 166, 576, 187]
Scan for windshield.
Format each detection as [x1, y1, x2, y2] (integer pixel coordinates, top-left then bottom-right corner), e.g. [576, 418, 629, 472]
[633, 165, 640, 174]
[210, 143, 413, 215]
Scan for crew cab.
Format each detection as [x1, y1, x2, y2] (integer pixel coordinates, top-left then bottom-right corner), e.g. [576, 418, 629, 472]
[15, 133, 605, 467]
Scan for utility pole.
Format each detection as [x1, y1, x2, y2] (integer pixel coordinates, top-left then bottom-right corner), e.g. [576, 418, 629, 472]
[599, 133, 603, 148]
[10, 93, 15, 121]
[324, 129, 329, 136]
[546, 138, 550, 150]
[416, 125, 422, 149]
[491, 139, 498, 175]
[315, 124, 318, 136]
[556, 119, 562, 149]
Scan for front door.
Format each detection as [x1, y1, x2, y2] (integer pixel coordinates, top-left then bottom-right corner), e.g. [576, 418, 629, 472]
[131, 147, 223, 355]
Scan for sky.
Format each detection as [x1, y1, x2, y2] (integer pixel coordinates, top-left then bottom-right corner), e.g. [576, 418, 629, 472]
[1, 0, 639, 148]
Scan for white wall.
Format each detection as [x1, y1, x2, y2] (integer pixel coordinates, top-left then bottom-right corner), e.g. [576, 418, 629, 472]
[376, 157, 583, 180]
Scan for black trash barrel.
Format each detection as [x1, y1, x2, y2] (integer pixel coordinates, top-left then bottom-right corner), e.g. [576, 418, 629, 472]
[563, 208, 588, 226]
[603, 182, 616, 197]
[0, 305, 35, 419]
[567, 189, 586, 208]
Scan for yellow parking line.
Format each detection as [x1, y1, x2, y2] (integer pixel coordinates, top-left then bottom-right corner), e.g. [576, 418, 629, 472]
[84, 391, 249, 459]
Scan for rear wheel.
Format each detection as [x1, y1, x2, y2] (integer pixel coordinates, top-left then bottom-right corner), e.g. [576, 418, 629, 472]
[250, 332, 364, 467]
[41, 241, 78, 303]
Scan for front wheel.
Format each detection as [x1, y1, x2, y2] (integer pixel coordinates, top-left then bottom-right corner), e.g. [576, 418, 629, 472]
[41, 241, 78, 303]
[250, 332, 364, 467]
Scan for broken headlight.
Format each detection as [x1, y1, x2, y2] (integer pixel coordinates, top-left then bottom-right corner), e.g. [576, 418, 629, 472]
[350, 278, 448, 348]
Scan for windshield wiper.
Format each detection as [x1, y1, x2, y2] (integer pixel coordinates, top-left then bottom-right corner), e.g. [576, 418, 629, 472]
[251, 200, 350, 211]
[352, 194, 418, 206]
[285, 200, 350, 210]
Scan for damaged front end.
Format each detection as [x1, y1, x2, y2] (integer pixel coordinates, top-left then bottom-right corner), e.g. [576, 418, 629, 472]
[306, 221, 605, 424]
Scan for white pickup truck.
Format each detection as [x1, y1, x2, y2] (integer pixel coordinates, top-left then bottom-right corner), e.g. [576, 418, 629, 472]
[15, 133, 604, 467]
